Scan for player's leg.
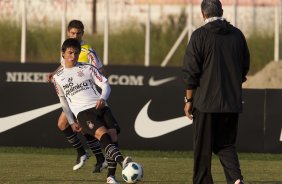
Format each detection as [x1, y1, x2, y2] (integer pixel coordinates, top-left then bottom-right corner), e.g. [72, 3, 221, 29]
[83, 133, 108, 173]
[87, 127, 130, 184]
[77, 108, 132, 184]
[212, 113, 243, 184]
[95, 127, 131, 167]
[192, 109, 214, 184]
[57, 111, 88, 170]
[105, 129, 118, 182]
[96, 128, 131, 184]
[77, 108, 131, 167]
[102, 107, 121, 183]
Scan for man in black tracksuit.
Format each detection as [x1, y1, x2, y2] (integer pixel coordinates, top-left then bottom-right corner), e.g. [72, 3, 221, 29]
[182, 0, 250, 184]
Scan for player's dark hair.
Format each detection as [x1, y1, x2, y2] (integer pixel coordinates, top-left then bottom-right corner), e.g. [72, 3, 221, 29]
[201, 0, 223, 18]
[61, 38, 81, 53]
[67, 19, 84, 32]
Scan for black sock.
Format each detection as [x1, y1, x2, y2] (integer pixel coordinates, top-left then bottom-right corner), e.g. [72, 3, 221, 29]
[62, 126, 85, 156]
[106, 154, 117, 177]
[99, 134, 124, 164]
[84, 134, 105, 163]
[106, 142, 118, 177]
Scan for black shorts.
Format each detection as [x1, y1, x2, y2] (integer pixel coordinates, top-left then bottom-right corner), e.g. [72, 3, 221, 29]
[102, 106, 120, 134]
[77, 106, 120, 135]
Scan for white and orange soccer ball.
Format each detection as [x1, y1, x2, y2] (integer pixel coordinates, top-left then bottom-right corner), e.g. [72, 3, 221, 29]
[122, 162, 144, 183]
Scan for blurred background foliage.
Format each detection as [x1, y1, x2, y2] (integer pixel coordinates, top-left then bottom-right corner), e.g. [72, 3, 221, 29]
[0, 10, 278, 75]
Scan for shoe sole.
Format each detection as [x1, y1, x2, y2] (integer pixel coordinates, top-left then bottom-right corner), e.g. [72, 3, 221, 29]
[107, 176, 119, 184]
[73, 154, 89, 171]
[100, 161, 108, 171]
[122, 156, 132, 169]
[93, 160, 108, 173]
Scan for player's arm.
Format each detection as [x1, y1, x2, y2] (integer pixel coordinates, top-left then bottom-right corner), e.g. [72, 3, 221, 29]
[184, 89, 194, 120]
[53, 78, 75, 125]
[90, 67, 111, 109]
[88, 48, 106, 75]
[58, 96, 81, 132]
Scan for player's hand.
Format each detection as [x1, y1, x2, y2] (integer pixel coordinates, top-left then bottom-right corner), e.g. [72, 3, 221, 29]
[71, 122, 82, 132]
[184, 102, 193, 120]
[96, 98, 105, 109]
[47, 73, 53, 83]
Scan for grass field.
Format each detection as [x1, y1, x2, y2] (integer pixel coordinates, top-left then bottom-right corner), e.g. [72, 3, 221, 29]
[0, 147, 281, 184]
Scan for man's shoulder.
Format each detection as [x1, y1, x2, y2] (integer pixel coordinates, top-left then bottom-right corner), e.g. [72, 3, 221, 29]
[189, 26, 207, 42]
[77, 62, 96, 70]
[81, 42, 91, 49]
[79, 42, 93, 63]
[53, 66, 64, 79]
[78, 62, 90, 67]
[81, 42, 96, 51]
[193, 26, 207, 34]
[80, 43, 90, 53]
[81, 42, 97, 52]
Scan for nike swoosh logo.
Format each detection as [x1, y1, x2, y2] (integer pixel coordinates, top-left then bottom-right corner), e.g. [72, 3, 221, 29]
[0, 103, 61, 133]
[148, 76, 176, 86]
[134, 100, 192, 138]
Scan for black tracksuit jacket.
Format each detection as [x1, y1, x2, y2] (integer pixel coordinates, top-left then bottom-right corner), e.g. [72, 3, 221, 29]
[182, 19, 250, 113]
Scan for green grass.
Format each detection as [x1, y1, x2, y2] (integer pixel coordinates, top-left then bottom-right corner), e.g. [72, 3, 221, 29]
[247, 34, 275, 75]
[0, 147, 281, 184]
[26, 27, 61, 63]
[0, 22, 21, 61]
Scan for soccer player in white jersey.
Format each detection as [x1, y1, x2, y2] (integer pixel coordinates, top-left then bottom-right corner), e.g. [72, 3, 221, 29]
[53, 38, 131, 184]
[50, 20, 119, 173]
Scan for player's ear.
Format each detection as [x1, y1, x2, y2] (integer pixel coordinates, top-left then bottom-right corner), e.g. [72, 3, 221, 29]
[62, 52, 65, 58]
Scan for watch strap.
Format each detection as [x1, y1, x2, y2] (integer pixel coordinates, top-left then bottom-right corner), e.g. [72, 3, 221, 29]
[184, 96, 193, 103]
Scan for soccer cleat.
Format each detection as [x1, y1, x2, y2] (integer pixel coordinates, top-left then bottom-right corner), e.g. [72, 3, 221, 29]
[122, 156, 132, 169]
[73, 152, 89, 171]
[234, 179, 244, 184]
[107, 175, 119, 184]
[93, 159, 108, 173]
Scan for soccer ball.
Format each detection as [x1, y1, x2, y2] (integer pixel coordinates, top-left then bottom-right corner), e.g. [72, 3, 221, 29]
[122, 162, 143, 183]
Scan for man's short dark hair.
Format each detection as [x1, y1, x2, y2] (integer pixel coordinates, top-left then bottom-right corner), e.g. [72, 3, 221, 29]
[201, 0, 223, 18]
[67, 19, 84, 32]
[61, 38, 81, 53]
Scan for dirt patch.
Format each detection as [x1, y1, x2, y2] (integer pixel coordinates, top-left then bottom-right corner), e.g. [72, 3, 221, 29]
[243, 61, 282, 89]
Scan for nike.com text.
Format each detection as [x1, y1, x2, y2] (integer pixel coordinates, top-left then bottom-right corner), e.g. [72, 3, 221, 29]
[6, 72, 145, 86]
[5, 72, 176, 87]
[108, 74, 144, 86]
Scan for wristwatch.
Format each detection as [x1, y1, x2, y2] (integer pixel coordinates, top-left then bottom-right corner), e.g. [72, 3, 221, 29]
[184, 96, 193, 103]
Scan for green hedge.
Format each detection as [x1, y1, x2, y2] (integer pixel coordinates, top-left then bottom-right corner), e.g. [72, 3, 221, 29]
[0, 21, 278, 74]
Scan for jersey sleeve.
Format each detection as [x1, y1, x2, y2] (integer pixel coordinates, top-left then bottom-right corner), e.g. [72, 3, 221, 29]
[89, 66, 111, 100]
[88, 48, 103, 69]
[53, 77, 75, 125]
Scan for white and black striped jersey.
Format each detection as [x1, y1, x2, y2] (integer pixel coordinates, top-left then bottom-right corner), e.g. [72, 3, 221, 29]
[53, 63, 111, 124]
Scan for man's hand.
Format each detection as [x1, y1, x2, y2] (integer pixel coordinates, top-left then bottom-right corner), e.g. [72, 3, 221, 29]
[184, 102, 193, 120]
[71, 122, 82, 132]
[96, 98, 105, 109]
[47, 73, 53, 83]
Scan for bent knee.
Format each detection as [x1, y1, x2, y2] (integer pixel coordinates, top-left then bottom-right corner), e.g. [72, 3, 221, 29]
[107, 129, 118, 142]
[57, 116, 69, 131]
